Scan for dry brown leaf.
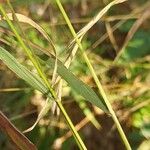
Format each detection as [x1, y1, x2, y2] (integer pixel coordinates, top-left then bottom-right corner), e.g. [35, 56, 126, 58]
[0, 111, 37, 150]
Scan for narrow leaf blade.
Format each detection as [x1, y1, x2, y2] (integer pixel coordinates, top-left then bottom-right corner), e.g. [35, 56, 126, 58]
[0, 111, 37, 150]
[45, 58, 108, 113]
[0, 47, 49, 96]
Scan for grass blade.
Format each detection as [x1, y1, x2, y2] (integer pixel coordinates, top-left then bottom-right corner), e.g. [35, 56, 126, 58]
[55, 0, 131, 149]
[0, 46, 53, 132]
[70, 0, 127, 44]
[0, 111, 37, 150]
[23, 98, 52, 133]
[0, 47, 87, 150]
[0, 4, 87, 149]
[0, 46, 50, 96]
[0, 46, 108, 112]
[45, 58, 108, 113]
[0, 13, 51, 42]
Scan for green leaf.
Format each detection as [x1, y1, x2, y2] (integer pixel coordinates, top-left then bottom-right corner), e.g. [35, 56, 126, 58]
[0, 46, 50, 98]
[44, 58, 108, 113]
[0, 46, 108, 112]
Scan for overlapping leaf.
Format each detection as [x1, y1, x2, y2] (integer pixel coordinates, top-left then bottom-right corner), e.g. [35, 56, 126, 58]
[0, 47, 108, 112]
[45, 59, 108, 113]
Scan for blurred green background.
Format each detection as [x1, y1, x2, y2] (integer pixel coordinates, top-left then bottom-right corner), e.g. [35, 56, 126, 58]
[0, 0, 150, 149]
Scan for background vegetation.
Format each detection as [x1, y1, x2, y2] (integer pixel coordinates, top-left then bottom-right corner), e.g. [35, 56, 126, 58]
[0, 0, 150, 149]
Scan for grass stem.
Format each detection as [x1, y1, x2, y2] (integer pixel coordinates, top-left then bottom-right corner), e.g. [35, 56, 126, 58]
[0, 4, 87, 150]
[55, 0, 131, 149]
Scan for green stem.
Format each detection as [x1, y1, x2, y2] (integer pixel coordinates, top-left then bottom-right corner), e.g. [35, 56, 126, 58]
[0, 4, 87, 150]
[0, 5, 54, 96]
[56, 101, 87, 150]
[55, 0, 131, 149]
